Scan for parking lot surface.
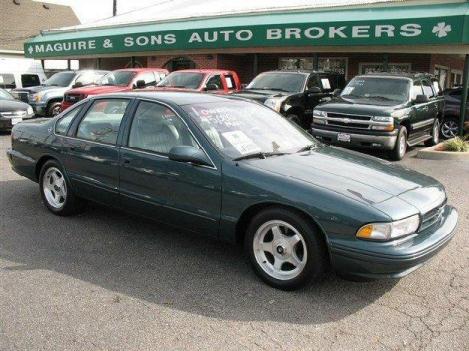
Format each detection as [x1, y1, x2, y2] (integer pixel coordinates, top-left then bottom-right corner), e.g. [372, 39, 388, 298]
[0, 132, 468, 351]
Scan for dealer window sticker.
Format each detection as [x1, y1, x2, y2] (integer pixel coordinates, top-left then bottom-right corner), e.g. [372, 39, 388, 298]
[222, 130, 261, 155]
[321, 78, 331, 90]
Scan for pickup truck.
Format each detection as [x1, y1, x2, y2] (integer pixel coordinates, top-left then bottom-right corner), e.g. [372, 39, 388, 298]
[61, 68, 168, 111]
[232, 70, 345, 129]
[155, 69, 241, 93]
[311, 73, 444, 160]
[12, 70, 108, 116]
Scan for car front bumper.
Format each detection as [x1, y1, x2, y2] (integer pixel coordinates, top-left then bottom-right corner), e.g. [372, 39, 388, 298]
[329, 205, 458, 279]
[29, 102, 47, 116]
[0, 116, 34, 131]
[311, 127, 398, 150]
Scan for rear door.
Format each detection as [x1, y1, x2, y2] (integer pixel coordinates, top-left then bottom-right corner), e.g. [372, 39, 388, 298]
[417, 79, 438, 134]
[62, 98, 131, 205]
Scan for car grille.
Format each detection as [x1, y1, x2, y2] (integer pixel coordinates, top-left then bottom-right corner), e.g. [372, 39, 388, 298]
[316, 112, 373, 130]
[420, 201, 446, 232]
[14, 92, 29, 103]
[64, 94, 84, 104]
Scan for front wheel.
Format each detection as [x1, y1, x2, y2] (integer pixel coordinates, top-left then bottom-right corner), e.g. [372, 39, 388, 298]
[390, 126, 407, 161]
[39, 160, 86, 216]
[245, 208, 327, 290]
[47, 102, 62, 117]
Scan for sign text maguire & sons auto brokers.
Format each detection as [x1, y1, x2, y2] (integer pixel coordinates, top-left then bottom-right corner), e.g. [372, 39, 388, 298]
[25, 17, 461, 58]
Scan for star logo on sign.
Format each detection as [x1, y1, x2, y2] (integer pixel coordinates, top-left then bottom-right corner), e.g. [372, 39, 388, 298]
[432, 22, 452, 38]
[28, 46, 34, 54]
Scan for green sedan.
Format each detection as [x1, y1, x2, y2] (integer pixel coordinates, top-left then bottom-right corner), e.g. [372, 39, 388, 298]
[7, 92, 458, 290]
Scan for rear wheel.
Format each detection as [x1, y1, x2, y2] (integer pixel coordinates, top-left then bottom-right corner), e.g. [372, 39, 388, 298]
[440, 118, 459, 139]
[39, 160, 86, 216]
[245, 207, 327, 290]
[390, 126, 407, 161]
[424, 119, 440, 146]
[47, 102, 62, 117]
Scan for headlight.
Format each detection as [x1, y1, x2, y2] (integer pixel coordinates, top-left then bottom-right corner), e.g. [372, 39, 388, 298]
[27, 106, 34, 115]
[313, 110, 327, 118]
[264, 98, 284, 112]
[356, 215, 420, 241]
[371, 116, 395, 131]
[33, 93, 44, 102]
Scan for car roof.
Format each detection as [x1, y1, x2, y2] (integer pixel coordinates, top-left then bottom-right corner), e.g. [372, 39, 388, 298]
[167, 69, 235, 74]
[362, 72, 436, 80]
[261, 70, 341, 76]
[114, 68, 168, 73]
[99, 91, 239, 106]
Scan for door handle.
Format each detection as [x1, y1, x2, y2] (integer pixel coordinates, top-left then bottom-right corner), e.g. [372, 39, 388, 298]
[122, 157, 131, 164]
[69, 146, 76, 151]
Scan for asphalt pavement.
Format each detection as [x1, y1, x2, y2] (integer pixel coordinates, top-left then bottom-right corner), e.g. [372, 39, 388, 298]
[0, 132, 468, 351]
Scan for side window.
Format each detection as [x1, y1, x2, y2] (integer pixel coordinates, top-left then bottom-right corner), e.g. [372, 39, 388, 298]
[21, 74, 40, 88]
[128, 101, 197, 154]
[136, 72, 157, 87]
[411, 80, 424, 100]
[224, 75, 235, 90]
[306, 75, 320, 90]
[75, 72, 99, 87]
[76, 99, 129, 145]
[0, 73, 16, 89]
[422, 80, 434, 98]
[432, 80, 441, 96]
[55, 106, 82, 135]
[206, 75, 223, 89]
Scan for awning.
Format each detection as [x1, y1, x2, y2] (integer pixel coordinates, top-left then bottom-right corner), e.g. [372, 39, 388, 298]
[24, 2, 469, 59]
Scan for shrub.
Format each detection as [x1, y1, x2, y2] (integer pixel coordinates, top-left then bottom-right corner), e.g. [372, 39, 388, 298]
[443, 137, 469, 152]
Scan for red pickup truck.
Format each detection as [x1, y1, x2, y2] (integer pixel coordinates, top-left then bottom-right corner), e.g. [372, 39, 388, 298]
[154, 69, 241, 93]
[61, 68, 168, 111]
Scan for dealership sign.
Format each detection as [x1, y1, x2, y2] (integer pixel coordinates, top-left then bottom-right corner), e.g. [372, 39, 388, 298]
[24, 16, 465, 58]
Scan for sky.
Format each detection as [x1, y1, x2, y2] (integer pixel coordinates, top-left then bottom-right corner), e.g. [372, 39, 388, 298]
[37, 0, 162, 24]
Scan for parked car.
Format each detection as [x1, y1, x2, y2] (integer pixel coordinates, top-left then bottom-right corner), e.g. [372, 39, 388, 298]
[7, 92, 457, 290]
[0, 88, 34, 131]
[232, 70, 345, 129]
[61, 68, 168, 111]
[12, 70, 109, 117]
[311, 73, 444, 160]
[0, 55, 47, 91]
[155, 69, 241, 93]
[440, 87, 469, 139]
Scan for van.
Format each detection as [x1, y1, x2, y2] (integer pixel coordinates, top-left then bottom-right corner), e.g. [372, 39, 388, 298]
[0, 54, 47, 91]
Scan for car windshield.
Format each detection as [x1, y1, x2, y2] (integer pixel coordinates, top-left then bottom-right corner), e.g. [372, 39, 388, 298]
[246, 73, 306, 93]
[157, 72, 204, 89]
[183, 100, 316, 159]
[44, 72, 76, 87]
[341, 77, 411, 104]
[97, 71, 136, 86]
[0, 89, 14, 100]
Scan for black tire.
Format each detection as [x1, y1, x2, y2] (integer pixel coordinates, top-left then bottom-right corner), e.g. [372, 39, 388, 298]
[440, 117, 460, 140]
[390, 126, 407, 161]
[39, 160, 86, 216]
[244, 207, 328, 290]
[424, 119, 440, 147]
[47, 102, 62, 117]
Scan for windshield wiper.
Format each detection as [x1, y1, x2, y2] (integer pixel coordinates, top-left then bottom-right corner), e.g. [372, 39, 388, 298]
[368, 95, 394, 101]
[233, 152, 288, 161]
[296, 144, 317, 153]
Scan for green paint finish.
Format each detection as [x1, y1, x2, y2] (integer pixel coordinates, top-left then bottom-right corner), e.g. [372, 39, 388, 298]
[24, 2, 469, 58]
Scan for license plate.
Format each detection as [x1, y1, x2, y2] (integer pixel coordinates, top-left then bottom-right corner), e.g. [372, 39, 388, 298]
[11, 117, 22, 125]
[337, 133, 351, 142]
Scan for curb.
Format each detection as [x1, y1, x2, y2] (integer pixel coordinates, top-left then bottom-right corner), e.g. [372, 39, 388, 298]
[417, 143, 469, 160]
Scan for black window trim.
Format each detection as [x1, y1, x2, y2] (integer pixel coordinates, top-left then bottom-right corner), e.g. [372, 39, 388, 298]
[53, 103, 85, 136]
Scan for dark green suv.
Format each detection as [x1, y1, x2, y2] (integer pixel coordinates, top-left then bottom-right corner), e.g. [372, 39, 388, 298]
[311, 73, 444, 160]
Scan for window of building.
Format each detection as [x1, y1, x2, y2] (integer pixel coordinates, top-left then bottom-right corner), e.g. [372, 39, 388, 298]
[359, 63, 411, 75]
[0, 73, 16, 89]
[21, 74, 40, 88]
[318, 57, 348, 78]
[55, 105, 82, 135]
[128, 101, 197, 154]
[450, 70, 463, 87]
[76, 99, 129, 145]
[279, 57, 315, 70]
[164, 57, 196, 71]
[434, 65, 449, 90]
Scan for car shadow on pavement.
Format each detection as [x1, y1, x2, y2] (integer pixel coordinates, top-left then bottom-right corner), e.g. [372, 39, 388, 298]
[0, 179, 397, 325]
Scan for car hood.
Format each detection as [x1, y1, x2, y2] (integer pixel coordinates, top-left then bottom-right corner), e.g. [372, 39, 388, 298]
[0, 99, 31, 112]
[317, 97, 406, 115]
[232, 89, 291, 103]
[245, 146, 442, 213]
[67, 85, 131, 95]
[13, 85, 63, 94]
[152, 87, 201, 92]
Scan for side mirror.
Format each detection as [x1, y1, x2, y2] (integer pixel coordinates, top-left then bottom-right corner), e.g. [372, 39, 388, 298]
[414, 94, 429, 104]
[306, 87, 322, 94]
[332, 89, 342, 97]
[168, 146, 212, 167]
[135, 80, 146, 89]
[205, 83, 219, 91]
[72, 82, 83, 89]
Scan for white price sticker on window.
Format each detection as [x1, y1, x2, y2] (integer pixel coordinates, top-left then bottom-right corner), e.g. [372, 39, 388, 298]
[222, 131, 261, 155]
[321, 78, 331, 90]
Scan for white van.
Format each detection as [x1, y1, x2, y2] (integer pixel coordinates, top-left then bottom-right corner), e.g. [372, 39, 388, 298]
[0, 53, 47, 91]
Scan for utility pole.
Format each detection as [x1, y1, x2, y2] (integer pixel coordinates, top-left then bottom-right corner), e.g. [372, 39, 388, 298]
[113, 0, 117, 16]
[459, 54, 468, 137]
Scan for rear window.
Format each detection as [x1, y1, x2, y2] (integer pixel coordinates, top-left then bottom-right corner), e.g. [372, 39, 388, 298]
[21, 74, 40, 88]
[0, 73, 16, 89]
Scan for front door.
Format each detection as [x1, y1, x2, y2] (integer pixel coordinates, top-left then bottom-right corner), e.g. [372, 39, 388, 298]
[119, 100, 221, 237]
[63, 98, 130, 205]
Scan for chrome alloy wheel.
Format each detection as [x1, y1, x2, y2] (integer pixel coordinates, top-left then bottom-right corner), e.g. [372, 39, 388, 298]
[42, 167, 67, 209]
[441, 120, 459, 139]
[399, 132, 407, 158]
[253, 220, 307, 281]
